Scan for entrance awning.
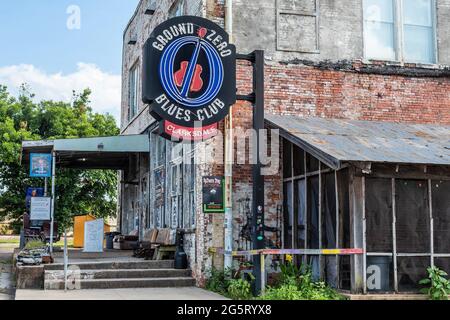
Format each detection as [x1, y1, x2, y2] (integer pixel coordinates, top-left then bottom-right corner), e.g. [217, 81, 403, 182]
[265, 115, 450, 170]
[22, 135, 149, 170]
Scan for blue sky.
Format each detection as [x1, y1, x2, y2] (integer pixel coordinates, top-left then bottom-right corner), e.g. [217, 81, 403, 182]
[0, 0, 141, 123]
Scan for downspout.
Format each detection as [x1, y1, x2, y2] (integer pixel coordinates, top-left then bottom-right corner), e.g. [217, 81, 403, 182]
[224, 0, 233, 271]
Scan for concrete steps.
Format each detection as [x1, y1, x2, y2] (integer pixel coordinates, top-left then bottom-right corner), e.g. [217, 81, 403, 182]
[45, 277, 196, 290]
[44, 260, 195, 290]
[44, 260, 174, 271]
[45, 268, 191, 280]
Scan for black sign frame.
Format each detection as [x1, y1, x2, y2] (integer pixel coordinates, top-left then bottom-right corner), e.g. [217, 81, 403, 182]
[143, 16, 236, 133]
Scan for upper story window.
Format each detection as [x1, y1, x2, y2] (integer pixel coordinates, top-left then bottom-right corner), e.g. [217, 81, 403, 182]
[169, 0, 185, 18]
[128, 63, 139, 121]
[363, 0, 436, 64]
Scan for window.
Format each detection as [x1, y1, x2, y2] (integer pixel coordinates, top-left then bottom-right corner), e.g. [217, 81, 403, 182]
[151, 134, 166, 228]
[169, 0, 185, 18]
[402, 0, 435, 63]
[363, 0, 436, 64]
[128, 63, 139, 121]
[276, 0, 319, 53]
[187, 156, 196, 228]
[169, 162, 183, 229]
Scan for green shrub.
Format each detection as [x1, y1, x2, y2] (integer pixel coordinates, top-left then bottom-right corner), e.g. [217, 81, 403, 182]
[262, 257, 345, 300]
[260, 283, 304, 300]
[420, 266, 450, 300]
[205, 267, 232, 296]
[227, 278, 253, 300]
[205, 259, 345, 301]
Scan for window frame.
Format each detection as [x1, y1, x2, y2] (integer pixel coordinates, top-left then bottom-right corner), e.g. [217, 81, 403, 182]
[362, 0, 438, 65]
[276, 0, 320, 53]
[128, 61, 140, 122]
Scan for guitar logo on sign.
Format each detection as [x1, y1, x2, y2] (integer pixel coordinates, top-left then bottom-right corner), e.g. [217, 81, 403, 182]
[173, 28, 207, 94]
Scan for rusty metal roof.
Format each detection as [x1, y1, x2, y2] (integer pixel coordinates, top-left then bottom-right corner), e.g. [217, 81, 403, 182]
[265, 115, 450, 169]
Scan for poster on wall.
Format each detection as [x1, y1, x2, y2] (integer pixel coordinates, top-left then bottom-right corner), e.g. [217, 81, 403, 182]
[29, 153, 52, 178]
[202, 176, 225, 213]
[83, 219, 104, 253]
[30, 197, 51, 221]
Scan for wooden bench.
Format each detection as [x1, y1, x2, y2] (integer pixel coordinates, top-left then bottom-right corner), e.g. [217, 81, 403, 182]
[152, 228, 177, 260]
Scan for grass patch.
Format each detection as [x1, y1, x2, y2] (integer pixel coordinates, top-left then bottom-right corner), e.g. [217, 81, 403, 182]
[0, 238, 19, 245]
[54, 238, 74, 247]
[0, 237, 74, 247]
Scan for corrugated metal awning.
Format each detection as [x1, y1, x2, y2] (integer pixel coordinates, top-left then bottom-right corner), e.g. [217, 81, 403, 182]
[265, 115, 450, 170]
[22, 135, 149, 170]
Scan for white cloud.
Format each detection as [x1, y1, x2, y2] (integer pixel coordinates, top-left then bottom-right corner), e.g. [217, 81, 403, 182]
[0, 63, 121, 123]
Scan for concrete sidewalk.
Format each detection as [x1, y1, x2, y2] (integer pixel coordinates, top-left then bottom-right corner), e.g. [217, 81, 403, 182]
[16, 287, 228, 300]
[0, 252, 14, 300]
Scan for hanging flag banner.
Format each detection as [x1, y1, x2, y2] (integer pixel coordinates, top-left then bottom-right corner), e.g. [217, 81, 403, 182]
[143, 16, 236, 141]
[29, 153, 52, 178]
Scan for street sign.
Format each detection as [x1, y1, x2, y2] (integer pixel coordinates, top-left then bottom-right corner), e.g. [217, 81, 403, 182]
[30, 153, 52, 178]
[30, 197, 51, 221]
[143, 16, 236, 141]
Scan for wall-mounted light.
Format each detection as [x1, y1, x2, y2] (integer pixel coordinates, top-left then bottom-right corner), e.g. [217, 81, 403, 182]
[98, 143, 104, 151]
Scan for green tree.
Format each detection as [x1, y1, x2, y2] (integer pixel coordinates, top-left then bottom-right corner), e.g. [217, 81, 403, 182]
[0, 85, 119, 231]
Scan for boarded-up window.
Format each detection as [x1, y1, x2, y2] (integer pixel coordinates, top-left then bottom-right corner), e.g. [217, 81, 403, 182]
[395, 180, 430, 253]
[366, 178, 393, 252]
[277, 0, 319, 53]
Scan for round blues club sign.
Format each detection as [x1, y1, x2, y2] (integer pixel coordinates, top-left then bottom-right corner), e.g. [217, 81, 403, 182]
[143, 16, 236, 140]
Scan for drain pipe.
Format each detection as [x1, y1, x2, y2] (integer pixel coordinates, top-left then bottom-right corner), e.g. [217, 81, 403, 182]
[224, 0, 233, 271]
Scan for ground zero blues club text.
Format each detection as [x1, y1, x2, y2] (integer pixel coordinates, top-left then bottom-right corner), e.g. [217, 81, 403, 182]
[143, 16, 236, 141]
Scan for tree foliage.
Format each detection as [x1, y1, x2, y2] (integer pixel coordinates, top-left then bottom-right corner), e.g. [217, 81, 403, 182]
[0, 85, 119, 231]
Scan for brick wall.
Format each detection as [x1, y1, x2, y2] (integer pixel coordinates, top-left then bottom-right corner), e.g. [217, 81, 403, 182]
[236, 61, 450, 125]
